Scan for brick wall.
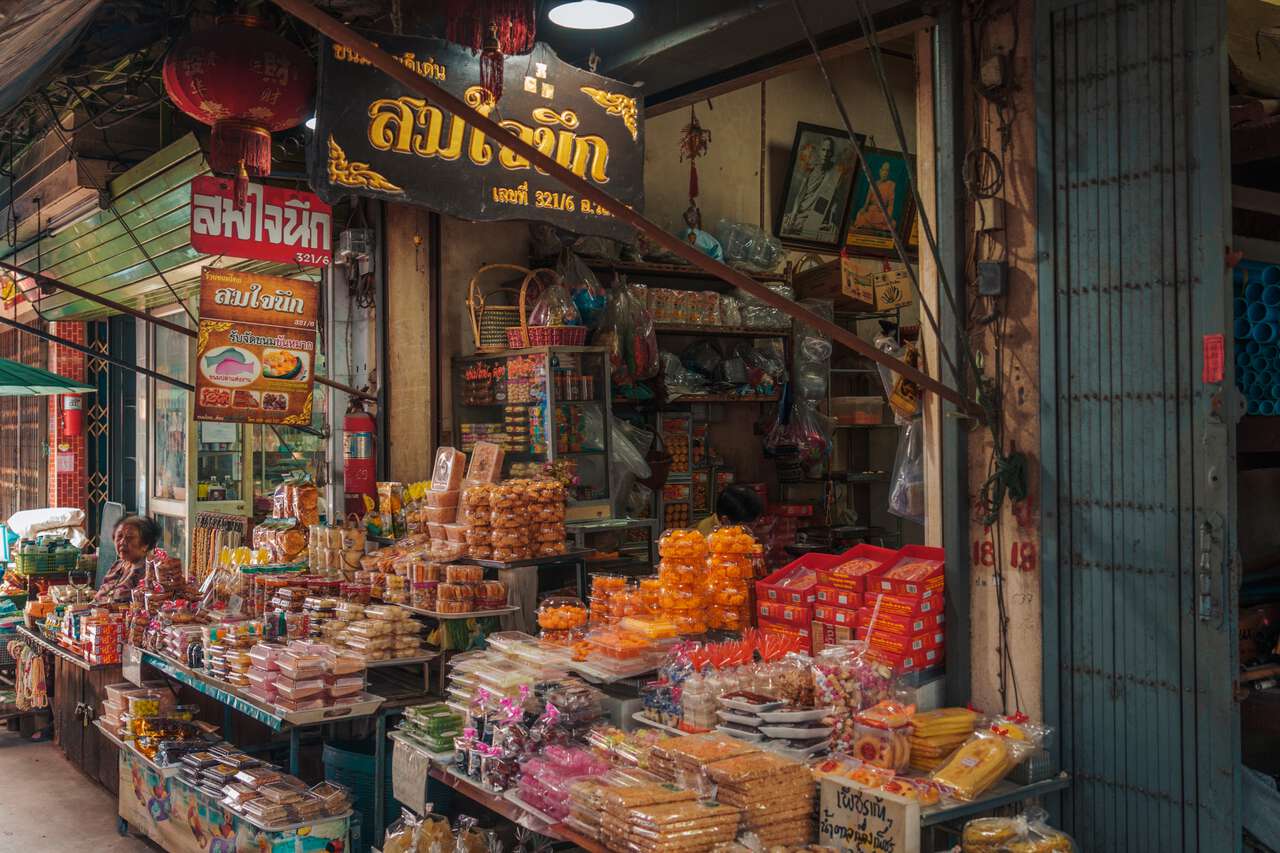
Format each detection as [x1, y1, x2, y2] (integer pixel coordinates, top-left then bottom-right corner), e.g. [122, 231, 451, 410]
[47, 321, 87, 512]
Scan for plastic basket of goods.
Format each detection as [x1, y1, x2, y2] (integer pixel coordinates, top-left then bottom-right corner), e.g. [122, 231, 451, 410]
[13, 538, 79, 575]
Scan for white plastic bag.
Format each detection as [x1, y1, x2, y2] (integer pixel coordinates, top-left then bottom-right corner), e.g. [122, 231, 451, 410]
[888, 418, 925, 524]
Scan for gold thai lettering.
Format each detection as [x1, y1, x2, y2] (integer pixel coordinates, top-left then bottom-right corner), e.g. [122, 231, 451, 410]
[491, 181, 529, 205]
[332, 43, 446, 80]
[359, 86, 613, 185]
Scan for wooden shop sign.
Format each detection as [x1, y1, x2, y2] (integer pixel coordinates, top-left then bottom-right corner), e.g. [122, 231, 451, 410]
[189, 175, 333, 267]
[194, 268, 318, 426]
[818, 775, 920, 853]
[309, 31, 644, 239]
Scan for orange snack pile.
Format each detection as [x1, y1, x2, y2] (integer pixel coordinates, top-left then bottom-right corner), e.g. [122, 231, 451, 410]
[588, 573, 629, 625]
[657, 528, 709, 635]
[705, 525, 759, 632]
[538, 596, 588, 646]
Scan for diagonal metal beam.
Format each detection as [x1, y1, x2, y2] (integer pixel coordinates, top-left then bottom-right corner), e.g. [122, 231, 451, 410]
[0, 259, 377, 402]
[268, 0, 980, 420]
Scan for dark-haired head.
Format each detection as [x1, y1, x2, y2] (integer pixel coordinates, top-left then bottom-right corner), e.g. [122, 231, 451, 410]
[715, 485, 764, 525]
[113, 515, 159, 563]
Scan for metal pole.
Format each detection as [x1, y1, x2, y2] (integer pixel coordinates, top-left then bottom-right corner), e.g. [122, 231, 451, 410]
[267, 0, 980, 419]
[0, 260, 376, 401]
[0, 314, 195, 391]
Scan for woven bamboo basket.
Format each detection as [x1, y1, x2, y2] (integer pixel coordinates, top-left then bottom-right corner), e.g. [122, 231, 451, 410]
[467, 263, 531, 352]
[506, 268, 589, 348]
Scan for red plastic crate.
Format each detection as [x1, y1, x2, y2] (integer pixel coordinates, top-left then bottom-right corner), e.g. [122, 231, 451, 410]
[757, 600, 813, 627]
[758, 617, 812, 654]
[818, 543, 898, 592]
[873, 545, 946, 596]
[856, 608, 944, 637]
[813, 603, 860, 626]
[815, 585, 863, 609]
[755, 552, 842, 606]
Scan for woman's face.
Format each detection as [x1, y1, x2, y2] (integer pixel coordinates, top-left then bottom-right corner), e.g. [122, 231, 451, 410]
[113, 523, 149, 564]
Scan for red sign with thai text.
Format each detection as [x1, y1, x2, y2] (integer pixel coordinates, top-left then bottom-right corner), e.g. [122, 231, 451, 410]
[189, 175, 332, 267]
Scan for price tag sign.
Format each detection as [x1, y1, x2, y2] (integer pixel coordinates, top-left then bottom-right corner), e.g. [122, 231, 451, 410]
[817, 776, 920, 853]
[392, 738, 433, 816]
[122, 644, 144, 686]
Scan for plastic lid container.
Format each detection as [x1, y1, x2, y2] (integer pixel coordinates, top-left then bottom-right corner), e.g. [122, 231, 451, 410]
[274, 696, 327, 713]
[485, 630, 536, 655]
[247, 668, 281, 689]
[248, 643, 285, 671]
[474, 665, 533, 690]
[274, 677, 325, 701]
[326, 675, 365, 698]
[275, 651, 326, 680]
[364, 603, 406, 621]
[320, 648, 367, 676]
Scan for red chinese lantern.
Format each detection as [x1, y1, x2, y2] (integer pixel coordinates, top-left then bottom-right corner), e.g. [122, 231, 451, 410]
[163, 16, 314, 207]
[444, 0, 537, 103]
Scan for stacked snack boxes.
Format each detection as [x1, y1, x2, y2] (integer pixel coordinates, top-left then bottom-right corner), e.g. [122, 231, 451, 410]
[856, 545, 946, 673]
[754, 552, 843, 653]
[809, 544, 897, 653]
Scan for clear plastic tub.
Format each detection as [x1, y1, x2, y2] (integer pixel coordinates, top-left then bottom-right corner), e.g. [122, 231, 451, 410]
[321, 648, 367, 675]
[275, 696, 326, 713]
[275, 651, 326, 681]
[248, 643, 285, 671]
[474, 665, 533, 691]
[484, 631, 536, 655]
[326, 675, 365, 698]
[364, 604, 407, 621]
[274, 678, 325, 702]
[247, 668, 281, 690]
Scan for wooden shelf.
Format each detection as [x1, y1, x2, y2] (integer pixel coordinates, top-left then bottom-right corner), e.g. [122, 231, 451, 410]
[562, 256, 790, 285]
[654, 323, 790, 338]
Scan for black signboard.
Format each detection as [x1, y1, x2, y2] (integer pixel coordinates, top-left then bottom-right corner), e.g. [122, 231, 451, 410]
[309, 32, 644, 238]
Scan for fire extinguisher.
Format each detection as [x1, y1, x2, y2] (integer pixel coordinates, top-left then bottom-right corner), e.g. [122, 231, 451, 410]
[61, 394, 83, 437]
[343, 399, 377, 518]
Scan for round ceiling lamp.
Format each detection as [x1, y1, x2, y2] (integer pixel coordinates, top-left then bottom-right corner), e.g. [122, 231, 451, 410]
[548, 0, 634, 30]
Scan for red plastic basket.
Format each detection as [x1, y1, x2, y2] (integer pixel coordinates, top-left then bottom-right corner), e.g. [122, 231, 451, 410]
[508, 325, 588, 347]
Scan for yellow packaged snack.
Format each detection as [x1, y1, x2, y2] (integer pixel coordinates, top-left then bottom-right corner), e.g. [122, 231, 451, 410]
[931, 714, 1049, 801]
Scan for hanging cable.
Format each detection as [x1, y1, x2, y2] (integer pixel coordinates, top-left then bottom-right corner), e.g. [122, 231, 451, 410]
[788, 0, 978, 400]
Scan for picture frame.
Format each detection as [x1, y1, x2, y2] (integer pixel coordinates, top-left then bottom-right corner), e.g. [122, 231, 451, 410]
[774, 122, 865, 252]
[844, 147, 918, 259]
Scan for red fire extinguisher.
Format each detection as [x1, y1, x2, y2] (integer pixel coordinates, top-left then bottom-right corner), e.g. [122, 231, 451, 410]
[61, 394, 83, 437]
[343, 400, 377, 518]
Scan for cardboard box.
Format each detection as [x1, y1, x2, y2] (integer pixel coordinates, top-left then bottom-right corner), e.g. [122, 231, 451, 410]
[759, 617, 812, 654]
[757, 600, 813, 627]
[812, 621, 855, 654]
[756, 552, 842, 606]
[874, 545, 946, 596]
[854, 626, 945, 656]
[814, 603, 860, 626]
[841, 258, 913, 311]
[815, 585, 863, 609]
[858, 608, 944, 637]
[818, 543, 898, 592]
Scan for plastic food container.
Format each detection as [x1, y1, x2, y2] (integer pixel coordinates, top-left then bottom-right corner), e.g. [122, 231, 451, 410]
[759, 722, 834, 740]
[275, 677, 325, 702]
[715, 709, 764, 727]
[717, 691, 785, 713]
[756, 706, 833, 724]
[326, 675, 365, 698]
[276, 651, 326, 680]
[714, 723, 764, 742]
[275, 696, 326, 713]
[445, 564, 484, 584]
[247, 668, 281, 690]
[248, 643, 285, 671]
[364, 604, 406, 621]
[321, 648, 367, 676]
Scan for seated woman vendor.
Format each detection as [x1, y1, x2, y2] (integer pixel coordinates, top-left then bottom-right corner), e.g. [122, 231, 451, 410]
[94, 515, 162, 604]
[694, 485, 764, 536]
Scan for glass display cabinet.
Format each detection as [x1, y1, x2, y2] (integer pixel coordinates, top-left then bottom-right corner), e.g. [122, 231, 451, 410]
[453, 346, 612, 520]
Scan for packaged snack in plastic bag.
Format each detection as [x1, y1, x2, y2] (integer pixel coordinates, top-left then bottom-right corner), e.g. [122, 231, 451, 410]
[529, 274, 583, 327]
[888, 417, 925, 524]
[812, 644, 896, 752]
[961, 806, 1077, 852]
[599, 276, 659, 387]
[558, 249, 608, 329]
[381, 807, 421, 853]
[932, 714, 1052, 801]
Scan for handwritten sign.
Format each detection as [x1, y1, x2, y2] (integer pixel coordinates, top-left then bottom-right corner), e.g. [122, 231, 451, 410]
[309, 31, 643, 239]
[391, 737, 432, 815]
[818, 776, 920, 853]
[194, 268, 318, 426]
[189, 176, 332, 267]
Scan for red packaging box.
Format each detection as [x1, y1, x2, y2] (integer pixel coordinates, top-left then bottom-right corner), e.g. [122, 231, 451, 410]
[757, 601, 813, 627]
[863, 592, 942, 618]
[815, 585, 863, 609]
[854, 626, 945, 655]
[758, 617, 812, 654]
[873, 545, 946, 596]
[767, 503, 815, 518]
[866, 645, 944, 674]
[856, 608, 944, 636]
[811, 621, 854, 654]
[756, 552, 842, 606]
[813, 603, 860, 626]
[817, 544, 898, 592]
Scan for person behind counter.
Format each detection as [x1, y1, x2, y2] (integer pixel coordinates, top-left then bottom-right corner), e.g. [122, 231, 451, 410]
[93, 515, 161, 604]
[694, 484, 764, 536]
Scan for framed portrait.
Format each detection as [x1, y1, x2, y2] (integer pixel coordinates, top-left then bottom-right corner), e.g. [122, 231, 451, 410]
[844, 147, 917, 258]
[774, 122, 865, 252]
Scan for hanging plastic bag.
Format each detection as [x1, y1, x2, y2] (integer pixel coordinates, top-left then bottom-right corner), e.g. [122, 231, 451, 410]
[599, 276, 659, 387]
[888, 417, 925, 524]
[556, 249, 607, 329]
[766, 395, 832, 479]
[680, 340, 723, 378]
[528, 275, 582, 327]
[661, 351, 709, 398]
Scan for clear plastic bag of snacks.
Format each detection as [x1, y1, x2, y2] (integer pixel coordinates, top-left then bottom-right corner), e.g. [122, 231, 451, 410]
[491, 527, 529, 549]
[491, 545, 533, 563]
[851, 699, 915, 770]
[533, 541, 566, 557]
[813, 644, 897, 752]
[932, 714, 1053, 802]
[961, 806, 1077, 852]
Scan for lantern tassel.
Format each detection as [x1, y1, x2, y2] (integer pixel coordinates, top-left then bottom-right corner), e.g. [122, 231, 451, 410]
[480, 23, 504, 104]
[234, 160, 249, 210]
[689, 162, 699, 202]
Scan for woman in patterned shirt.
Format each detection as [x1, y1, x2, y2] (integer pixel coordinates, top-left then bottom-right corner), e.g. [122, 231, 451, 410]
[93, 515, 160, 605]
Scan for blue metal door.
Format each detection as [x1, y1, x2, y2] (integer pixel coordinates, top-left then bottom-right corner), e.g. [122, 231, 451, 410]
[1036, 0, 1238, 849]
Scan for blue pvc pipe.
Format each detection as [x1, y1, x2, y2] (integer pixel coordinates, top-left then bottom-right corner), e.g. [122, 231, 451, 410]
[1249, 302, 1268, 323]
[1270, 384, 1280, 401]
[1259, 370, 1275, 388]
[1262, 400, 1276, 416]
[1236, 297, 1249, 317]
[1238, 260, 1280, 287]
[1264, 285, 1280, 307]
[1253, 322, 1278, 344]
[1249, 340, 1263, 355]
[1238, 350, 1252, 369]
[1237, 317, 1255, 339]
[1249, 398, 1262, 415]
[1247, 282, 1265, 303]
[1252, 355, 1269, 372]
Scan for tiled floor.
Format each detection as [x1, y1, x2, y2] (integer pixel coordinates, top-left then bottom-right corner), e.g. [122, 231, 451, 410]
[0, 734, 155, 851]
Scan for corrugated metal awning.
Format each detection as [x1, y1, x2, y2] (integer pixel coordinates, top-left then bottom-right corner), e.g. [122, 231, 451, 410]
[0, 0, 103, 117]
[2, 134, 317, 322]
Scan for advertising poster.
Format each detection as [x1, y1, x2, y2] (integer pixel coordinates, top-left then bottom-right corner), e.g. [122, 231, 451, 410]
[194, 268, 318, 426]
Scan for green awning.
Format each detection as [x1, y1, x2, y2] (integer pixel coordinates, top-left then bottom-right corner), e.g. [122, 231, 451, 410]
[0, 356, 95, 396]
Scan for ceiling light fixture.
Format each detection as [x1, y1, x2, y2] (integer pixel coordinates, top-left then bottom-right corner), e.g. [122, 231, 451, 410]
[548, 0, 634, 30]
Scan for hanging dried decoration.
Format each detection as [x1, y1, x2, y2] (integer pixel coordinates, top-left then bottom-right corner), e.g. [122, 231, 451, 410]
[444, 0, 537, 103]
[678, 106, 712, 231]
